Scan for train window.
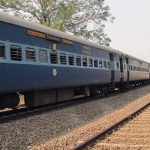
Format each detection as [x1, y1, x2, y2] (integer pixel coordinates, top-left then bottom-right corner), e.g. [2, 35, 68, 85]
[68, 54, 74, 65]
[10, 45, 22, 61]
[99, 59, 103, 68]
[0, 44, 5, 59]
[39, 50, 48, 63]
[26, 48, 36, 62]
[107, 61, 110, 69]
[124, 64, 126, 70]
[50, 52, 58, 64]
[76, 56, 81, 66]
[60, 53, 67, 65]
[83, 57, 87, 67]
[89, 58, 93, 67]
[94, 59, 98, 67]
[104, 60, 107, 68]
[116, 62, 119, 69]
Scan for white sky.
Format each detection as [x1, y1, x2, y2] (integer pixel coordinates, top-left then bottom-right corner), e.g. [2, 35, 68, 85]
[105, 0, 150, 62]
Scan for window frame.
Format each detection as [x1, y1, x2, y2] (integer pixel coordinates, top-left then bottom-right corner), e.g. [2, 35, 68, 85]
[10, 45, 22, 61]
[26, 47, 36, 62]
[68, 54, 74, 66]
[0, 43, 5, 60]
[76, 55, 82, 66]
[60, 52, 67, 65]
[99, 59, 103, 68]
[89, 58, 93, 67]
[39, 49, 48, 63]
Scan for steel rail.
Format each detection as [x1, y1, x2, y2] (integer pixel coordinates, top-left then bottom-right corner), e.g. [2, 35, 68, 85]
[72, 102, 150, 150]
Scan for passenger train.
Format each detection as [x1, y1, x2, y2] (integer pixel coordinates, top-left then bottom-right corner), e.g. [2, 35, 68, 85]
[0, 12, 149, 108]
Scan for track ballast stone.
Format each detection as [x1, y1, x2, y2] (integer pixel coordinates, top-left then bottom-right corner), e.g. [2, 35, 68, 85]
[0, 85, 150, 150]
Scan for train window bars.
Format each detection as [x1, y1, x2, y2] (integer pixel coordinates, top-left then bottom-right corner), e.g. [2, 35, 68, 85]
[50, 51, 58, 64]
[60, 53, 67, 65]
[99, 59, 103, 68]
[107, 61, 111, 69]
[116, 62, 120, 70]
[83, 57, 87, 67]
[94, 59, 98, 67]
[89, 58, 93, 67]
[76, 56, 81, 66]
[26, 48, 36, 62]
[39, 50, 48, 63]
[0, 43, 5, 60]
[10, 45, 22, 61]
[68, 54, 74, 65]
[103, 60, 107, 68]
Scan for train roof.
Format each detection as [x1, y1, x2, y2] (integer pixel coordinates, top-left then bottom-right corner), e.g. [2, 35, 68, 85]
[0, 12, 149, 64]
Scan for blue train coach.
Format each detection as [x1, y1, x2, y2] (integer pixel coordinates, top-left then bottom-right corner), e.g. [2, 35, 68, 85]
[0, 12, 149, 108]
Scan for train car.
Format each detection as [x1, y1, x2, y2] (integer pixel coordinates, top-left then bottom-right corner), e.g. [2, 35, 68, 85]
[119, 54, 149, 88]
[0, 12, 149, 109]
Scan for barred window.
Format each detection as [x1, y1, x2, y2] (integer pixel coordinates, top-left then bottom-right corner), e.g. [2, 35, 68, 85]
[104, 60, 107, 68]
[107, 61, 110, 69]
[83, 57, 87, 67]
[60, 53, 67, 65]
[116, 62, 120, 69]
[89, 58, 93, 67]
[11, 45, 22, 61]
[0, 44, 5, 59]
[76, 56, 81, 66]
[50, 52, 58, 64]
[99, 59, 103, 68]
[39, 50, 47, 63]
[26, 48, 36, 62]
[68, 54, 74, 65]
[94, 59, 98, 67]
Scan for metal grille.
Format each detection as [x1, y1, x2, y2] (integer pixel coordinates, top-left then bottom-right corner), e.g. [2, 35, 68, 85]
[104, 60, 107, 68]
[68, 55, 74, 65]
[94, 59, 98, 67]
[83, 57, 87, 67]
[11, 45, 22, 61]
[89, 58, 93, 67]
[60, 53, 67, 65]
[50, 52, 58, 64]
[26, 48, 36, 62]
[76, 56, 81, 66]
[99, 59, 103, 68]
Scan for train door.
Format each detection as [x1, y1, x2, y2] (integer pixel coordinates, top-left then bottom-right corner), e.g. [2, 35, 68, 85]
[119, 56, 128, 82]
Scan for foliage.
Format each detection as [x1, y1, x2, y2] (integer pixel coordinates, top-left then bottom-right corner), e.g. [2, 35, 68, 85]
[0, 0, 115, 46]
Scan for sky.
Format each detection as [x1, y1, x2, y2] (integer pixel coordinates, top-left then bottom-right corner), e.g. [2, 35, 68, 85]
[105, 0, 150, 62]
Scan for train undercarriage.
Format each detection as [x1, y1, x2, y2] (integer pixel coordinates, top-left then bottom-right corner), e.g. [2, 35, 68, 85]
[0, 79, 149, 109]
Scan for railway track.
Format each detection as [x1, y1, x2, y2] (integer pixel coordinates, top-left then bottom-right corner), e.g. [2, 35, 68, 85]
[72, 102, 150, 150]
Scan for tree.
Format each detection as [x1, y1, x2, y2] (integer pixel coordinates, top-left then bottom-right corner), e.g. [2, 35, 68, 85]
[0, 0, 114, 46]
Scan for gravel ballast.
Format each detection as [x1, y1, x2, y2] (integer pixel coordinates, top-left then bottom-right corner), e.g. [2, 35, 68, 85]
[0, 85, 150, 150]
